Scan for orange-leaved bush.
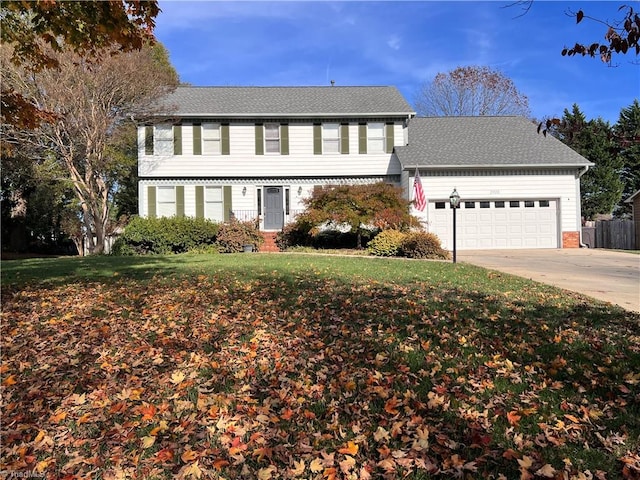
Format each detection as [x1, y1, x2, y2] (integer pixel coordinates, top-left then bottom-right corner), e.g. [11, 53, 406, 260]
[400, 232, 450, 260]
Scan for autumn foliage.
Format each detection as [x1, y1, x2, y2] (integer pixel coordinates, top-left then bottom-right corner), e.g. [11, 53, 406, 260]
[288, 183, 420, 249]
[414, 66, 530, 118]
[1, 254, 639, 479]
[562, 5, 640, 64]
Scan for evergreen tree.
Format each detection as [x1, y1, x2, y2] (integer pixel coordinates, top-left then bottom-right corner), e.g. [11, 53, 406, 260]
[613, 100, 640, 217]
[554, 105, 624, 220]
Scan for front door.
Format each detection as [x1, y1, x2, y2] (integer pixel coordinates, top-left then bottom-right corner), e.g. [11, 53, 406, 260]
[264, 186, 284, 230]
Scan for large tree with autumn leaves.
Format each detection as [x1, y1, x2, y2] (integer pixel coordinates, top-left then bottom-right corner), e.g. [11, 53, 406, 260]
[1, 1, 179, 254]
[413, 66, 530, 118]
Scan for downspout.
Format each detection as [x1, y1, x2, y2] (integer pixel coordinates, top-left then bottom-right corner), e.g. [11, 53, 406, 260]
[577, 165, 590, 248]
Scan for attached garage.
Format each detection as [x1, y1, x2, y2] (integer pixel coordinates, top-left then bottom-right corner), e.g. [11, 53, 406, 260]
[394, 117, 592, 250]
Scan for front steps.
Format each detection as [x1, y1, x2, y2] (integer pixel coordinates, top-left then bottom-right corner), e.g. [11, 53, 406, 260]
[260, 232, 280, 252]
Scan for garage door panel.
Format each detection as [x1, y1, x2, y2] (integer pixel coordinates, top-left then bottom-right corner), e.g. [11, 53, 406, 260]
[478, 224, 492, 235]
[429, 199, 558, 250]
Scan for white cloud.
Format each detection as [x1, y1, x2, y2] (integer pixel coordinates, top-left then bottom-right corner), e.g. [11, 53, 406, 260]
[387, 35, 401, 50]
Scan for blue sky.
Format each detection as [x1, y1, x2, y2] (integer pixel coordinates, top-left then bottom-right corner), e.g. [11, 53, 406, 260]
[154, 1, 639, 124]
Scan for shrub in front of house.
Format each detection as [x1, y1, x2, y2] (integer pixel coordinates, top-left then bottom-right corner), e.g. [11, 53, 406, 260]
[400, 232, 450, 260]
[111, 216, 219, 255]
[215, 219, 264, 253]
[275, 221, 313, 251]
[312, 229, 365, 249]
[367, 229, 406, 257]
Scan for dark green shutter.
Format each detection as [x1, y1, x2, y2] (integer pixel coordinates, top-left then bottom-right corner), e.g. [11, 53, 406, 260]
[313, 124, 322, 155]
[221, 124, 230, 155]
[280, 124, 289, 155]
[193, 124, 202, 155]
[255, 124, 264, 155]
[145, 126, 154, 155]
[358, 123, 367, 154]
[147, 186, 156, 218]
[341, 123, 349, 154]
[176, 186, 185, 217]
[195, 186, 204, 218]
[223, 186, 232, 222]
[173, 125, 182, 155]
[385, 123, 394, 153]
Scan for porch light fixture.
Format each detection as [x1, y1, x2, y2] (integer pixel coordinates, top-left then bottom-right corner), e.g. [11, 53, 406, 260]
[242, 186, 247, 196]
[449, 188, 460, 264]
[297, 186, 303, 196]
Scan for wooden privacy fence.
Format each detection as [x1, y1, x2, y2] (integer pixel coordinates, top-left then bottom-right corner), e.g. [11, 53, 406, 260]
[582, 219, 636, 250]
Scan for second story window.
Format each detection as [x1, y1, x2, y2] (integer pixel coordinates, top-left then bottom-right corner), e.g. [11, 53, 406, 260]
[256, 123, 288, 155]
[265, 124, 280, 153]
[155, 125, 173, 155]
[322, 123, 340, 154]
[202, 123, 221, 155]
[367, 122, 385, 153]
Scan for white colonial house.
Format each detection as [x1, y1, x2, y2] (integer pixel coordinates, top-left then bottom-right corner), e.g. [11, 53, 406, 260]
[138, 86, 592, 250]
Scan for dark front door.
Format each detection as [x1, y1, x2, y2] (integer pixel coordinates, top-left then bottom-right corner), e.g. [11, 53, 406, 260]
[264, 186, 284, 230]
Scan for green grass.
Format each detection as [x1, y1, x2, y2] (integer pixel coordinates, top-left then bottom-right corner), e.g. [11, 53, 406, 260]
[1, 253, 639, 479]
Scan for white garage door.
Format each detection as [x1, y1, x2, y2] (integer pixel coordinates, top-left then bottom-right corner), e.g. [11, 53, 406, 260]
[428, 199, 559, 250]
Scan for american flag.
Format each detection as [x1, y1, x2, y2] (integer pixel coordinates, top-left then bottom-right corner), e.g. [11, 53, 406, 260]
[413, 168, 426, 211]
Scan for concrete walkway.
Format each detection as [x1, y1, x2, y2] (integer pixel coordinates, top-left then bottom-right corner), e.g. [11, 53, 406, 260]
[457, 249, 640, 313]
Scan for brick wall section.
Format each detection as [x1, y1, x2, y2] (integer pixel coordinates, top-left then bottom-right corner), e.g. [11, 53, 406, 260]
[562, 231, 580, 248]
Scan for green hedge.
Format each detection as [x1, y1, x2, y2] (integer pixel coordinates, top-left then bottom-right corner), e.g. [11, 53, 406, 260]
[111, 216, 220, 255]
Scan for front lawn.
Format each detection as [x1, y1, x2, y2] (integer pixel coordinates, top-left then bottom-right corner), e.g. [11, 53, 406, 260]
[1, 254, 639, 479]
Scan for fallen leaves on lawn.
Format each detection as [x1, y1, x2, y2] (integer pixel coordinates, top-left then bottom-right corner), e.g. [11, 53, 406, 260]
[1, 268, 639, 479]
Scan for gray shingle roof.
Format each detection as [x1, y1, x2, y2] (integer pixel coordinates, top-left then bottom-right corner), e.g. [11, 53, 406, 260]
[158, 86, 415, 117]
[395, 117, 592, 168]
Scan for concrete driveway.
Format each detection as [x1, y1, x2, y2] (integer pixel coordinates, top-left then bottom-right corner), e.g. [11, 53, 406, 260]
[457, 249, 640, 313]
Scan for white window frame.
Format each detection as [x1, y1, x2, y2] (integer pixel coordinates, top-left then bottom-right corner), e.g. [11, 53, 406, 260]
[157, 186, 176, 217]
[265, 123, 280, 154]
[205, 186, 224, 221]
[202, 123, 221, 155]
[367, 122, 385, 154]
[154, 125, 173, 155]
[322, 123, 340, 154]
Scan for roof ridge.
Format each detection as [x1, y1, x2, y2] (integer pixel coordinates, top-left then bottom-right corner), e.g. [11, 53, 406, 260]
[175, 85, 395, 89]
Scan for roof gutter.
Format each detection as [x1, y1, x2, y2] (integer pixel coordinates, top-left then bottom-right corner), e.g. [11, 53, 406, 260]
[152, 112, 416, 119]
[404, 163, 594, 170]
[577, 165, 590, 178]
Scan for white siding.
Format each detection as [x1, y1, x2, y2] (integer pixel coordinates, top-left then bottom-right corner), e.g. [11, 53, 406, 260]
[138, 179, 395, 229]
[139, 122, 403, 178]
